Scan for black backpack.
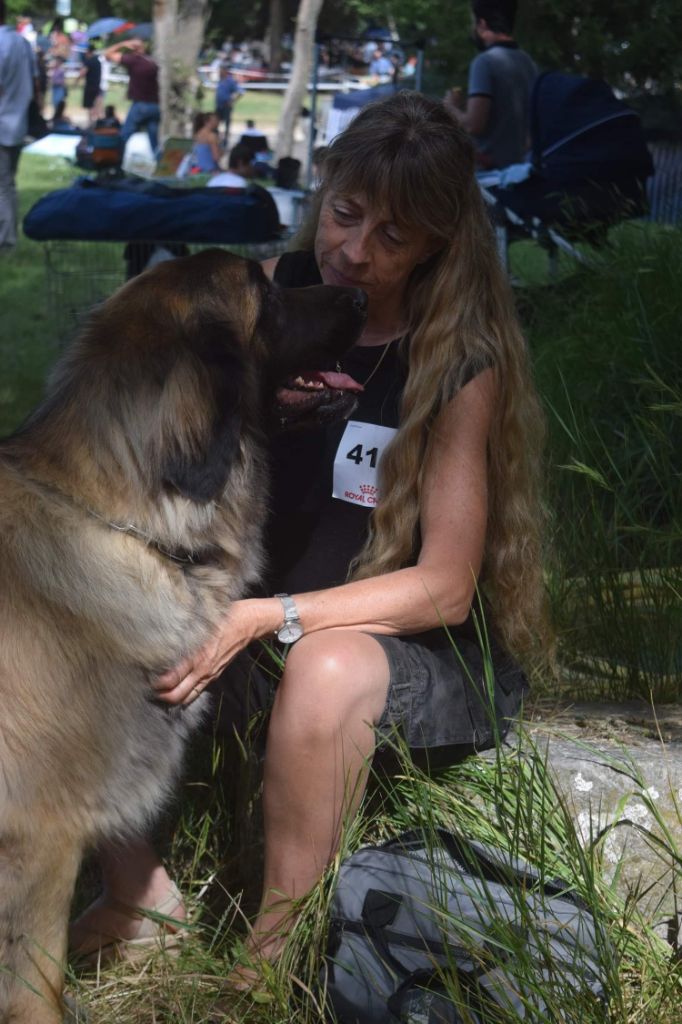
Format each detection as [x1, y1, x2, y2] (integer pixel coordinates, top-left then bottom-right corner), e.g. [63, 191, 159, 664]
[322, 829, 613, 1023]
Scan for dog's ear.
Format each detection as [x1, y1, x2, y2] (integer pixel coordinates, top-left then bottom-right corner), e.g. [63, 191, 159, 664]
[162, 323, 246, 504]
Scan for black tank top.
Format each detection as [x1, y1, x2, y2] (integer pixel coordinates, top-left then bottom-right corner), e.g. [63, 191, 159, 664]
[267, 252, 485, 614]
[266, 251, 516, 662]
[267, 251, 407, 592]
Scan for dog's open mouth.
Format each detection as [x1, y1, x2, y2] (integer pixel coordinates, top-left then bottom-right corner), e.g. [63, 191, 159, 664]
[275, 370, 363, 429]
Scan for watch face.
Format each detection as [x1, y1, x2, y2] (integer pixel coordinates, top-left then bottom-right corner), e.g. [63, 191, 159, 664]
[278, 622, 303, 644]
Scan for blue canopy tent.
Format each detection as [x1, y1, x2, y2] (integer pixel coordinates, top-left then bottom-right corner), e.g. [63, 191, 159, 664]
[85, 18, 127, 39]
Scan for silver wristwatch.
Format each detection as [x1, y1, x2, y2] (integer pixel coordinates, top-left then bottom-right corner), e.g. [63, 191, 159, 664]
[274, 593, 303, 644]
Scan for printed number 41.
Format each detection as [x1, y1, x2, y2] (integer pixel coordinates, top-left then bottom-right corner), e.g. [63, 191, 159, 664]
[346, 443, 379, 468]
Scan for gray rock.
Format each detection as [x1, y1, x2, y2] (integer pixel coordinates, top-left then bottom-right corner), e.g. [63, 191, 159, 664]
[502, 701, 682, 940]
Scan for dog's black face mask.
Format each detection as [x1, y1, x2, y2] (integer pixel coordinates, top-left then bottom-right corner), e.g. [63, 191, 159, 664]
[257, 279, 368, 430]
[155, 253, 367, 501]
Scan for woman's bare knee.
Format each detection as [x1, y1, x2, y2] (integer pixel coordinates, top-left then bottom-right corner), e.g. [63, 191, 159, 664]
[272, 630, 390, 737]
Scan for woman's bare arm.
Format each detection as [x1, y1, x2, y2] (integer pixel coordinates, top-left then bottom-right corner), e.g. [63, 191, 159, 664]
[154, 369, 495, 703]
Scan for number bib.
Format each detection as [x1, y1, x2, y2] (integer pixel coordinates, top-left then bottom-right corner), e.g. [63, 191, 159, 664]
[332, 420, 397, 508]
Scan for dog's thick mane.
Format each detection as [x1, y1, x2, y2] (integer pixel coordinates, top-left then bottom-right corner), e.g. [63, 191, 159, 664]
[5, 272, 270, 572]
[0, 249, 369, 1024]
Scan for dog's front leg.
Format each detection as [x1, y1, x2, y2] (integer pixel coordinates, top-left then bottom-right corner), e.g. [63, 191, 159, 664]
[0, 826, 81, 1024]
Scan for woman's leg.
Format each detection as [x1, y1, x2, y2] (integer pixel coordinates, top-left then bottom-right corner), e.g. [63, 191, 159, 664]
[70, 630, 390, 958]
[69, 836, 185, 955]
[247, 628, 391, 956]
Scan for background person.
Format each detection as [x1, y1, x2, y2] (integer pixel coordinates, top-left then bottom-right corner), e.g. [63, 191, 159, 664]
[69, 92, 548, 985]
[368, 46, 394, 78]
[189, 110, 222, 173]
[80, 42, 103, 126]
[47, 16, 70, 60]
[0, 0, 37, 251]
[96, 103, 121, 129]
[445, 0, 536, 170]
[207, 141, 256, 188]
[103, 37, 160, 157]
[49, 98, 79, 133]
[49, 53, 67, 114]
[214, 63, 243, 147]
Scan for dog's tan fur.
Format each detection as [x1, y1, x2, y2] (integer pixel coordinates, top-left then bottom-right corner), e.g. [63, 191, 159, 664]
[0, 249, 366, 1022]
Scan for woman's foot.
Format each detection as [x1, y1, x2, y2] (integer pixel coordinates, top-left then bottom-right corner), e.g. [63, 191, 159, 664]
[220, 917, 291, 994]
[69, 880, 187, 965]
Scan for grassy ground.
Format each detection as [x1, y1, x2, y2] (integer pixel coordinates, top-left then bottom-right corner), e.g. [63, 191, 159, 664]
[61, 81, 289, 138]
[2, 155, 681, 1023]
[517, 223, 682, 703]
[66, 724, 682, 1024]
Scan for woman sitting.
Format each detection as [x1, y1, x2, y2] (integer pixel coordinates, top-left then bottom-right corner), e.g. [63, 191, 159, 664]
[69, 91, 549, 989]
[189, 110, 222, 174]
[50, 99, 80, 134]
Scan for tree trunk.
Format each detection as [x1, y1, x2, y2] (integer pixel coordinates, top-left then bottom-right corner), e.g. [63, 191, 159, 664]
[153, 0, 209, 142]
[275, 0, 323, 162]
[268, 0, 284, 73]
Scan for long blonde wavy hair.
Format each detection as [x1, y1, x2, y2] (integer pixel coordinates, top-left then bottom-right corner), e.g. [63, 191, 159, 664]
[295, 92, 548, 663]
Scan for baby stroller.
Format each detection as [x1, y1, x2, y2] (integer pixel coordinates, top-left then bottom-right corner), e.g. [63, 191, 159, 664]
[481, 71, 654, 272]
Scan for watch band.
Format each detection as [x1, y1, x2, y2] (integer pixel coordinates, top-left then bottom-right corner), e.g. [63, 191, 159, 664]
[274, 593, 303, 643]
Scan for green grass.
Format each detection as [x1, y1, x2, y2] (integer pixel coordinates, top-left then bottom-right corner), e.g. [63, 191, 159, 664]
[63, 715, 682, 1023]
[517, 223, 682, 702]
[0, 156, 78, 433]
[100, 80, 286, 131]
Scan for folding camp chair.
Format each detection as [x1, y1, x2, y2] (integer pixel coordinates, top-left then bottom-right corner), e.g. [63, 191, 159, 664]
[480, 71, 654, 275]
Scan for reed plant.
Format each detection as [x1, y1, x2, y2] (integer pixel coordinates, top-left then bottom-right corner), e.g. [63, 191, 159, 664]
[518, 223, 682, 702]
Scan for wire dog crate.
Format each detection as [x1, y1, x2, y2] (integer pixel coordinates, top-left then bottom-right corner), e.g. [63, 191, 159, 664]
[43, 236, 290, 342]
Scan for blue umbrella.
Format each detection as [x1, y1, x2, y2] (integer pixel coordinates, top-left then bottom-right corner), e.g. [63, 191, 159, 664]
[86, 17, 127, 39]
[115, 22, 154, 42]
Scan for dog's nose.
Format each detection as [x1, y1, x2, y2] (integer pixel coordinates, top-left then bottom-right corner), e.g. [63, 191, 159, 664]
[332, 287, 368, 317]
[350, 288, 368, 314]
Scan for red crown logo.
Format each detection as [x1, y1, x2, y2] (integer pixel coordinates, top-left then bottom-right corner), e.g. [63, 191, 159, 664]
[360, 483, 378, 497]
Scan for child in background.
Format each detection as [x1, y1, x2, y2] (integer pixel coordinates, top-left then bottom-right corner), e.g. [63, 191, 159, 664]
[50, 55, 67, 114]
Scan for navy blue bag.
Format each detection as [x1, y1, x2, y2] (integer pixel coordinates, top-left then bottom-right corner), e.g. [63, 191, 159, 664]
[23, 177, 282, 245]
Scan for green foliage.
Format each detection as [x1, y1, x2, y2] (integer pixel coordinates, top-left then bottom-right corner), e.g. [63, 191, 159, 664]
[519, 224, 682, 699]
[516, 0, 682, 96]
[4, 0, 151, 29]
[345, 0, 682, 102]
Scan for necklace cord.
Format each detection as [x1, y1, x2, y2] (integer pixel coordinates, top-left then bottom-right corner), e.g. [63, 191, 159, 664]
[337, 340, 393, 388]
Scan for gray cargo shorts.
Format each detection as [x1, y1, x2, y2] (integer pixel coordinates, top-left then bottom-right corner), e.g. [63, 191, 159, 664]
[209, 629, 527, 760]
[371, 631, 526, 752]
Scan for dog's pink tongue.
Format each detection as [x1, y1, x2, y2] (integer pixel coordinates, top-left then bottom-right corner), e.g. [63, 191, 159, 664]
[317, 370, 364, 392]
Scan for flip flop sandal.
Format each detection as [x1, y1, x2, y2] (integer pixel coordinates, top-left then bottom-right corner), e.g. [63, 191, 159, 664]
[70, 882, 188, 968]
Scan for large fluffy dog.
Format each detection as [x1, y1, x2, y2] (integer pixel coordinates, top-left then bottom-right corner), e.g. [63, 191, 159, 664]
[0, 249, 366, 1023]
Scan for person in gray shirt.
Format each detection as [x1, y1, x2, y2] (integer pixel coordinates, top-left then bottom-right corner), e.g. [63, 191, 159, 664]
[0, 0, 37, 250]
[445, 0, 536, 170]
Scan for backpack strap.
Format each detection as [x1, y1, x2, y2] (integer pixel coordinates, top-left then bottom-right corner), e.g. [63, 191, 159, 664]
[436, 829, 589, 909]
[360, 888, 414, 980]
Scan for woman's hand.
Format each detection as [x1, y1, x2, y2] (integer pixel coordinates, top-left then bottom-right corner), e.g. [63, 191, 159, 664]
[152, 598, 281, 706]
